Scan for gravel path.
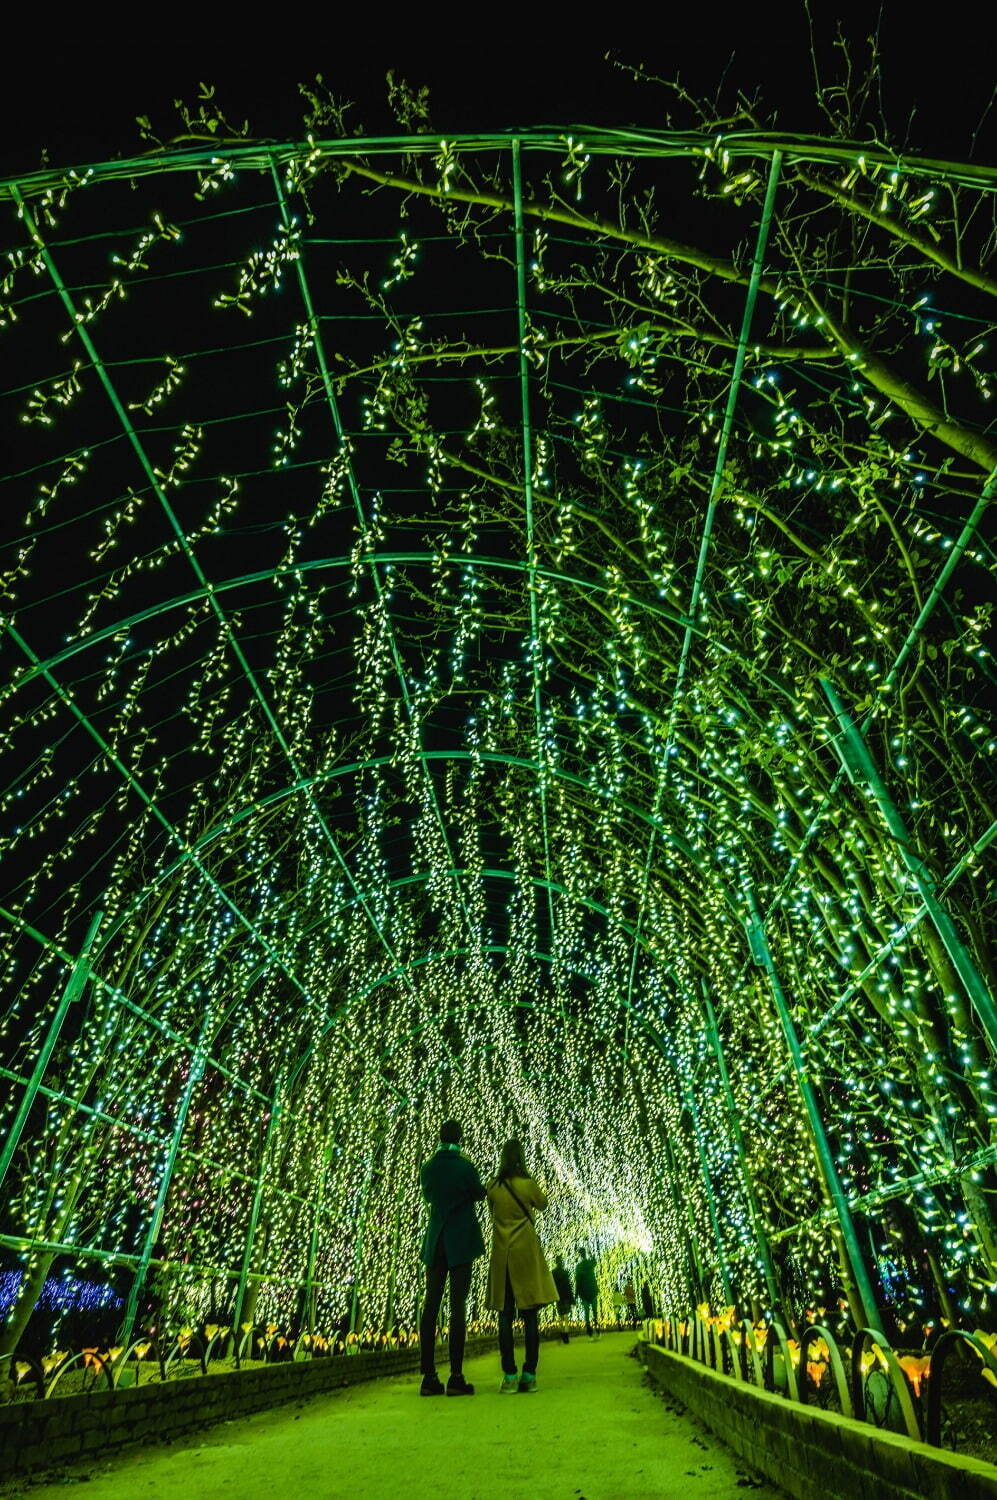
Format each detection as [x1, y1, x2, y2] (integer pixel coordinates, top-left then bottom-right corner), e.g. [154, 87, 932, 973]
[17, 1333, 781, 1499]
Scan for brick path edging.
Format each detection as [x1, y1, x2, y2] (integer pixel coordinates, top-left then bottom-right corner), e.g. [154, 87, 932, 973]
[638, 1341, 997, 1500]
[1, 1334, 508, 1476]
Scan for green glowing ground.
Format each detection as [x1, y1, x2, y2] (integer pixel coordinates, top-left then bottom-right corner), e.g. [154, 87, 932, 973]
[7, 1337, 777, 1499]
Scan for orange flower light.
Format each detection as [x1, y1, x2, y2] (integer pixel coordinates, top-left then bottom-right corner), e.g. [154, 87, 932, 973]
[898, 1355, 931, 1397]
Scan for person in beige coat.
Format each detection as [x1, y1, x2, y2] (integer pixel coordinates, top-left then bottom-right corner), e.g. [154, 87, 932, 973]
[486, 1139, 559, 1393]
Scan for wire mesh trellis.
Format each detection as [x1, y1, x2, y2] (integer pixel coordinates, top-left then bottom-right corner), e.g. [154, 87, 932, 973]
[0, 124, 995, 1377]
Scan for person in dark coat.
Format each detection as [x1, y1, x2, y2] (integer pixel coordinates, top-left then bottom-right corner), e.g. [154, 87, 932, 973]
[418, 1119, 486, 1396]
[552, 1254, 575, 1343]
[575, 1245, 600, 1337]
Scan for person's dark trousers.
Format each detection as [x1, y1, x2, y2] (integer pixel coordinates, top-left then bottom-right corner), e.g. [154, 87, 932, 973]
[419, 1234, 472, 1376]
[557, 1300, 571, 1342]
[498, 1273, 539, 1375]
[582, 1298, 598, 1335]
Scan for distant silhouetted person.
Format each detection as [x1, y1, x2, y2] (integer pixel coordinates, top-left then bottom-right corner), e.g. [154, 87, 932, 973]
[552, 1254, 575, 1343]
[575, 1246, 599, 1337]
[418, 1120, 486, 1396]
[641, 1281, 656, 1320]
[623, 1277, 638, 1328]
[486, 1139, 558, 1392]
[611, 1285, 626, 1328]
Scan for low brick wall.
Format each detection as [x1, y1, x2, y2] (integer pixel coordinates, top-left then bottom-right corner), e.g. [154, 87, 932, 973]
[1, 1334, 502, 1476]
[639, 1342, 997, 1500]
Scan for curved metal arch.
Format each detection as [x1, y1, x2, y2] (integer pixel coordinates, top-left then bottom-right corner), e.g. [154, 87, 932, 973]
[261, 865, 671, 973]
[128, 861, 680, 1093]
[285, 938, 675, 1089]
[6, 550, 798, 709]
[371, 979, 674, 1079]
[4, 129, 993, 202]
[94, 746, 739, 962]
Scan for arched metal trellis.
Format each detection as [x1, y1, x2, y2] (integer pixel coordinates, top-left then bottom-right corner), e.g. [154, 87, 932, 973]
[1, 123, 995, 1394]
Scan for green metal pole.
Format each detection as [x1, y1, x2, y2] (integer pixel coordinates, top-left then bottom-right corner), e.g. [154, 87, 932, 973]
[744, 885, 881, 1329]
[882, 468, 997, 691]
[269, 160, 475, 950]
[12, 181, 403, 985]
[651, 1030, 727, 1304]
[386, 1197, 403, 1330]
[680, 1077, 735, 1307]
[662, 1132, 705, 1303]
[349, 1146, 384, 1334]
[231, 1082, 285, 1340]
[820, 677, 997, 1054]
[511, 137, 557, 959]
[302, 1150, 331, 1335]
[701, 981, 780, 1306]
[623, 151, 783, 1032]
[118, 1014, 212, 1348]
[0, 911, 102, 1197]
[665, 150, 783, 732]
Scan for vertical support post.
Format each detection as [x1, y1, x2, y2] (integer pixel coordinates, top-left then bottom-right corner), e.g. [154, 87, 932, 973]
[302, 1149, 331, 1335]
[882, 466, 997, 691]
[511, 137, 557, 961]
[820, 676, 997, 1053]
[386, 1197, 403, 1330]
[349, 1137, 386, 1334]
[744, 884, 881, 1329]
[662, 1131, 705, 1303]
[270, 158, 475, 951]
[622, 151, 782, 1038]
[680, 1076, 735, 1307]
[118, 1012, 212, 1348]
[666, 150, 783, 726]
[701, 981, 780, 1307]
[231, 1078, 285, 1340]
[0, 911, 102, 1196]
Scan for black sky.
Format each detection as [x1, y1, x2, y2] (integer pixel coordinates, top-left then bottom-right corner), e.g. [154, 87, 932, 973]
[0, 4, 992, 180]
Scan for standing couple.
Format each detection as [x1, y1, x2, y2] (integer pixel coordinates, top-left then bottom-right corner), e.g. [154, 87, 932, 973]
[418, 1120, 558, 1395]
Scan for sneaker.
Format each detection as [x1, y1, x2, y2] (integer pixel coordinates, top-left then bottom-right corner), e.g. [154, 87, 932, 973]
[518, 1372, 537, 1393]
[420, 1373, 445, 1397]
[446, 1373, 475, 1396]
[500, 1372, 519, 1394]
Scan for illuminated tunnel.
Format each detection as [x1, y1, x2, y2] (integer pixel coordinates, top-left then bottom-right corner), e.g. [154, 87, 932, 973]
[1, 123, 995, 1376]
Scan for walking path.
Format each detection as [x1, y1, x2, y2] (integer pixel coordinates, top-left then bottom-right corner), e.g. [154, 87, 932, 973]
[15, 1333, 780, 1499]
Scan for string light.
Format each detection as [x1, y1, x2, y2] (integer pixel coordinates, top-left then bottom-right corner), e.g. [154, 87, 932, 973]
[0, 119, 994, 1359]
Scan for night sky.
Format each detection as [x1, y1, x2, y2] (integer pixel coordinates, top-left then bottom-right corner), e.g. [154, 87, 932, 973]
[0, 6, 992, 179]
